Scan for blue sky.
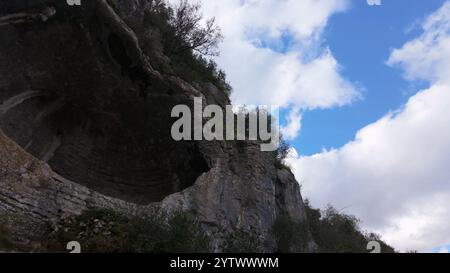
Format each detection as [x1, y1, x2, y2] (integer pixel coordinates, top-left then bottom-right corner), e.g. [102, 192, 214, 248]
[433, 245, 450, 253]
[292, 0, 446, 155]
[187, 0, 450, 252]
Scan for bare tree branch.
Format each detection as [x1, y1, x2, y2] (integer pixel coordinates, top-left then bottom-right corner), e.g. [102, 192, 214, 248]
[168, 0, 223, 56]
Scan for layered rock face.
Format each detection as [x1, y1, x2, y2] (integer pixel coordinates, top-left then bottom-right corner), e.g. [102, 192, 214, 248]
[0, 0, 313, 252]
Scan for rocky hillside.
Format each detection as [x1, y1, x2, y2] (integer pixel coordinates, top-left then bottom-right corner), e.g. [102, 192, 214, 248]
[0, 0, 315, 252]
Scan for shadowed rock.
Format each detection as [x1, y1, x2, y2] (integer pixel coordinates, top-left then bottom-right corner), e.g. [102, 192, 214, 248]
[0, 0, 314, 252]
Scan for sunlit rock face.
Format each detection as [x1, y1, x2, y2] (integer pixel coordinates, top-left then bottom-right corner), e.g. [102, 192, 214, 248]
[0, 0, 313, 252]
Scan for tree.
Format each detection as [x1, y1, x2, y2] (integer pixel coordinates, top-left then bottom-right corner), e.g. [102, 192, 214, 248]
[168, 0, 223, 56]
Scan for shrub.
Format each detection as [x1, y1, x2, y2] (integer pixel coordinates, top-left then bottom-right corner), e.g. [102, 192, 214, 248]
[140, 0, 232, 95]
[222, 229, 264, 253]
[304, 200, 395, 253]
[274, 136, 291, 170]
[48, 209, 210, 253]
[272, 216, 309, 253]
[170, 53, 232, 95]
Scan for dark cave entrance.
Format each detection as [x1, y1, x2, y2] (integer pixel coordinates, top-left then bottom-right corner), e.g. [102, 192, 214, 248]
[0, 92, 211, 205]
[0, 5, 211, 205]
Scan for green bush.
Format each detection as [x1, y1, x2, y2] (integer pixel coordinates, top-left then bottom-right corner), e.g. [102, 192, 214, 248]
[272, 216, 309, 253]
[274, 136, 291, 170]
[222, 229, 264, 253]
[141, 0, 232, 95]
[270, 203, 395, 253]
[48, 209, 210, 253]
[304, 200, 395, 253]
[170, 53, 232, 96]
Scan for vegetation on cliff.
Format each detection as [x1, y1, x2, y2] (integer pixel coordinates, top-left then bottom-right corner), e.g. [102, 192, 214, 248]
[304, 200, 395, 253]
[48, 209, 210, 253]
[137, 0, 232, 95]
[45, 204, 395, 253]
[272, 202, 395, 253]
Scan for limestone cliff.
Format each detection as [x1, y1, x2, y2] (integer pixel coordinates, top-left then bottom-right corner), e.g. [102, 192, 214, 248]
[0, 0, 314, 252]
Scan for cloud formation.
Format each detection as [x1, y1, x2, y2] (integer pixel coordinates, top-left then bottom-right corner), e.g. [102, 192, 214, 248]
[281, 108, 302, 140]
[288, 1, 450, 252]
[367, 0, 382, 6]
[168, 0, 360, 139]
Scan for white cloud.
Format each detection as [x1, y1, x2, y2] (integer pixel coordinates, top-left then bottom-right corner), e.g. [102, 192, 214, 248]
[367, 0, 382, 6]
[438, 246, 449, 254]
[288, 1, 450, 252]
[387, 2, 450, 83]
[168, 0, 360, 135]
[281, 108, 302, 140]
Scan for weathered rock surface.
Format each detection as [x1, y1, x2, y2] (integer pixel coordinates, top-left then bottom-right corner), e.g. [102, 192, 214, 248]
[0, 0, 314, 252]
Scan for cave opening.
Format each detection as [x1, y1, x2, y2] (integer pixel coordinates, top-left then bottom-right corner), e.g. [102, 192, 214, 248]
[0, 6, 211, 205]
[0, 92, 211, 205]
